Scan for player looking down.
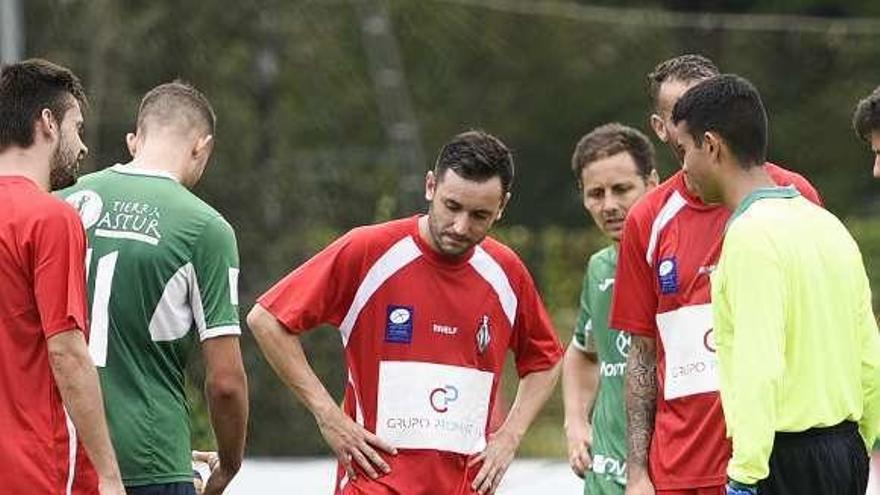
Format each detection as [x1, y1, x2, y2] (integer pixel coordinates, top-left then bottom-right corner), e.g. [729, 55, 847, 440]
[248, 130, 563, 495]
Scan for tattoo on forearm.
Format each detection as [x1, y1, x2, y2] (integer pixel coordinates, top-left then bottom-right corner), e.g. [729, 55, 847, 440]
[626, 335, 657, 470]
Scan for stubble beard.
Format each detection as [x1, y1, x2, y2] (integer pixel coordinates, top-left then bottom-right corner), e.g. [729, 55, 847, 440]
[48, 139, 79, 191]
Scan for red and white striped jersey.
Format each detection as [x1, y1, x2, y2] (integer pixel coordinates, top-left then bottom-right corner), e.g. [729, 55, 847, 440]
[609, 165, 821, 490]
[258, 215, 563, 495]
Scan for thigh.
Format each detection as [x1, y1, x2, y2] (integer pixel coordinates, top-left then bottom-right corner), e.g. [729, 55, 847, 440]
[126, 482, 197, 495]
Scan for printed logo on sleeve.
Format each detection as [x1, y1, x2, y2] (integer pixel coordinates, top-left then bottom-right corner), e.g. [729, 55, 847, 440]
[385, 305, 414, 344]
[657, 257, 679, 294]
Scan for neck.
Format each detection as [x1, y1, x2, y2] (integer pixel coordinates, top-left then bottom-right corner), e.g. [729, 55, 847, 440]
[417, 215, 441, 254]
[0, 146, 52, 191]
[130, 138, 190, 184]
[719, 162, 774, 211]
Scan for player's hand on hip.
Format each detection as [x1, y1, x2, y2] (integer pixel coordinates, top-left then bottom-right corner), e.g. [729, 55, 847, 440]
[565, 422, 592, 478]
[192, 450, 220, 495]
[468, 429, 519, 494]
[624, 471, 655, 495]
[317, 406, 397, 481]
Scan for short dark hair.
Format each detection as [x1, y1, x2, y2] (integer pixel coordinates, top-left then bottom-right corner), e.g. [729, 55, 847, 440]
[672, 74, 768, 168]
[137, 80, 215, 136]
[571, 123, 655, 188]
[434, 130, 514, 193]
[0, 58, 86, 150]
[647, 54, 719, 110]
[853, 85, 880, 143]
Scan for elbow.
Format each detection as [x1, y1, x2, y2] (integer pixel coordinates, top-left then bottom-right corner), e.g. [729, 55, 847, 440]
[206, 367, 248, 405]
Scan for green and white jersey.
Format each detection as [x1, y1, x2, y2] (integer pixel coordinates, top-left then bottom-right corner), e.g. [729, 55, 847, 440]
[572, 245, 628, 494]
[61, 164, 241, 487]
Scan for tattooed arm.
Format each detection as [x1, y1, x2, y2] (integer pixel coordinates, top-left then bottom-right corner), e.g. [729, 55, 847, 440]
[625, 335, 658, 495]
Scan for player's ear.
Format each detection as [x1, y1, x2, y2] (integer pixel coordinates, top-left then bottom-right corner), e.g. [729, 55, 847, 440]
[425, 170, 437, 202]
[649, 113, 667, 143]
[36, 108, 59, 142]
[125, 132, 138, 158]
[496, 191, 511, 220]
[646, 168, 659, 188]
[193, 134, 214, 160]
[704, 132, 721, 162]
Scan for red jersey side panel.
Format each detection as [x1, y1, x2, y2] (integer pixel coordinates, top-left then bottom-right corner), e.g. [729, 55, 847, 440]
[259, 216, 562, 495]
[609, 166, 821, 489]
[0, 177, 97, 495]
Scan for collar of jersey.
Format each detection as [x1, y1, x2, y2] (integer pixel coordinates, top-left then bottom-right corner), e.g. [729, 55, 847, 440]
[110, 163, 180, 182]
[728, 185, 800, 227]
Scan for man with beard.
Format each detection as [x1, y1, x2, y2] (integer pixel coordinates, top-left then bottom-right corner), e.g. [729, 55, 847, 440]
[247, 130, 564, 495]
[611, 55, 822, 495]
[61, 81, 248, 495]
[0, 59, 124, 495]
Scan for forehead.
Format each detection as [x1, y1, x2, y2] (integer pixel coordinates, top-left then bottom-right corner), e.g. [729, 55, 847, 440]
[581, 152, 641, 186]
[658, 78, 700, 113]
[436, 169, 504, 206]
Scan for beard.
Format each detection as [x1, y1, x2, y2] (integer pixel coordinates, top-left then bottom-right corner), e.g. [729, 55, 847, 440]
[426, 203, 483, 257]
[49, 139, 80, 191]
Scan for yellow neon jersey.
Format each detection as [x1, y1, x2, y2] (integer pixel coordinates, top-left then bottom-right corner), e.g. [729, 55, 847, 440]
[712, 186, 880, 485]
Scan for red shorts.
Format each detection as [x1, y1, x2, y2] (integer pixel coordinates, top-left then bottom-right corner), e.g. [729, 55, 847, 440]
[657, 487, 725, 495]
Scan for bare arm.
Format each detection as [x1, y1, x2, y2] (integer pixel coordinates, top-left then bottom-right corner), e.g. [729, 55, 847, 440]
[562, 344, 598, 478]
[201, 335, 249, 495]
[470, 361, 562, 494]
[625, 335, 657, 495]
[247, 303, 396, 480]
[47, 330, 125, 495]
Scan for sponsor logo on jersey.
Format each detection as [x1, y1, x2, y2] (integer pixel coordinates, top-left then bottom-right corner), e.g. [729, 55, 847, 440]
[385, 305, 414, 344]
[429, 385, 459, 413]
[93, 200, 163, 245]
[615, 331, 631, 357]
[599, 361, 627, 377]
[591, 453, 626, 480]
[598, 277, 615, 292]
[66, 190, 104, 230]
[657, 257, 679, 294]
[476, 315, 491, 355]
[432, 324, 458, 335]
[703, 328, 716, 353]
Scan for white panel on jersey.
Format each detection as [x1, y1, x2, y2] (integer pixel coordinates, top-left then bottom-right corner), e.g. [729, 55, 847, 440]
[645, 190, 687, 267]
[89, 250, 118, 367]
[376, 361, 493, 455]
[95, 228, 160, 246]
[339, 236, 421, 346]
[348, 369, 365, 426]
[656, 303, 719, 400]
[228, 267, 240, 306]
[469, 246, 517, 327]
[149, 263, 196, 342]
[64, 410, 77, 495]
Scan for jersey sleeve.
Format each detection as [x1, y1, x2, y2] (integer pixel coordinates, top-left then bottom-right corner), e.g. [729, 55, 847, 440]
[609, 205, 658, 337]
[509, 265, 564, 377]
[190, 216, 241, 341]
[257, 230, 361, 334]
[572, 262, 595, 353]
[714, 226, 784, 485]
[31, 203, 89, 338]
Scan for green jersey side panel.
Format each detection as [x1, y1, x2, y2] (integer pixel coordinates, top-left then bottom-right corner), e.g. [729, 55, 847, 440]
[61, 165, 241, 486]
[574, 245, 628, 493]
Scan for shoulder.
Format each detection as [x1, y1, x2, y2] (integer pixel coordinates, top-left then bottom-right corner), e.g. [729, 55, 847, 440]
[625, 172, 685, 227]
[476, 236, 533, 286]
[764, 162, 821, 203]
[588, 245, 617, 273]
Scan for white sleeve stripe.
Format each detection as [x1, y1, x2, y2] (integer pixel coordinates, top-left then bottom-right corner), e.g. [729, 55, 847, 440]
[645, 190, 687, 266]
[200, 325, 242, 341]
[64, 410, 77, 495]
[339, 236, 421, 347]
[469, 246, 517, 327]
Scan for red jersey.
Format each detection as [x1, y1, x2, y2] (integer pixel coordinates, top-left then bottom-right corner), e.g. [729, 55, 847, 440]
[609, 165, 821, 489]
[0, 176, 97, 494]
[259, 216, 563, 495]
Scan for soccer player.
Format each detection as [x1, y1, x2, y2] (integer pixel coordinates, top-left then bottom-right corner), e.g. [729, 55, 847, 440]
[611, 55, 822, 495]
[562, 123, 658, 494]
[61, 82, 248, 495]
[247, 130, 564, 495]
[673, 73, 880, 495]
[853, 85, 880, 177]
[0, 59, 125, 495]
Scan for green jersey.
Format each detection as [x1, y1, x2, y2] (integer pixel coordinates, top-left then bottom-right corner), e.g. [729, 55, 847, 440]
[572, 245, 628, 494]
[61, 164, 241, 487]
